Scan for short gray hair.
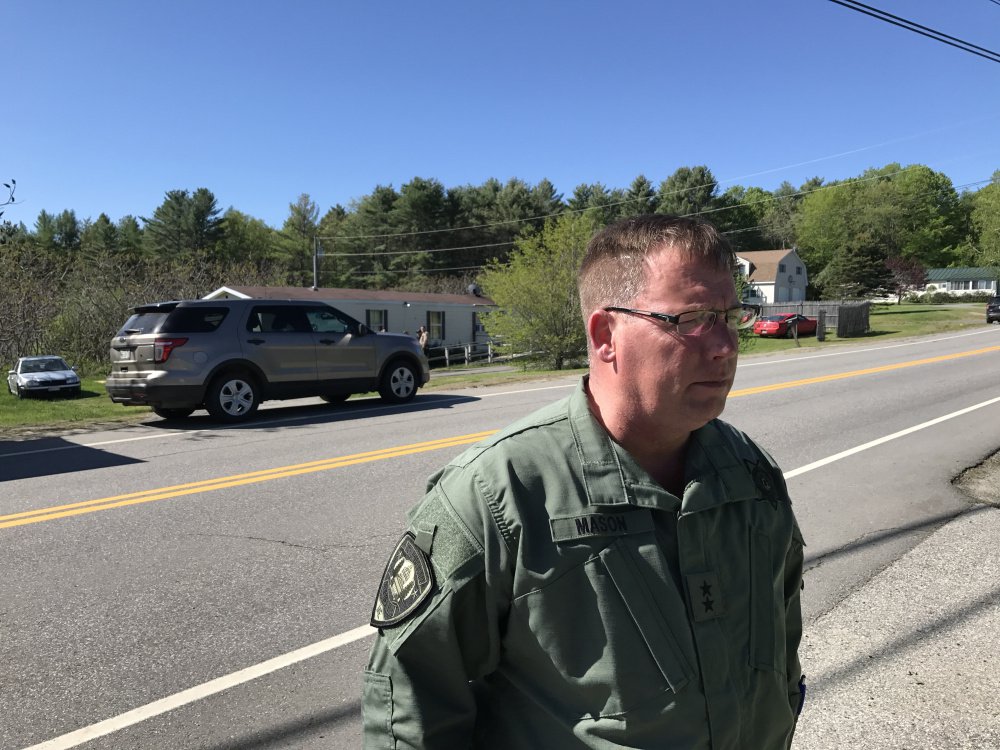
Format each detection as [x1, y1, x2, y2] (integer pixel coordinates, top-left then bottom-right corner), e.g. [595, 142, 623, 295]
[577, 214, 736, 320]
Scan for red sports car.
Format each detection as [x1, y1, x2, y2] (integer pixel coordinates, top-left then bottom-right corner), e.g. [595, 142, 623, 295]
[753, 313, 818, 338]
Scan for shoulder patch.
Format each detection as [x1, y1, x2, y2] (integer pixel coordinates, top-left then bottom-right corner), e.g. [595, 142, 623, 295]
[371, 533, 435, 628]
[747, 459, 783, 509]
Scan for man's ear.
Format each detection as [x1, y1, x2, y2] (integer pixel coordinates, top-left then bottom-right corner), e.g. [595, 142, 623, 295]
[587, 309, 616, 363]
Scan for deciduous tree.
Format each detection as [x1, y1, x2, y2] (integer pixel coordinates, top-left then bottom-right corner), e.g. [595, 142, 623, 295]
[970, 172, 1000, 274]
[885, 255, 927, 303]
[478, 212, 597, 369]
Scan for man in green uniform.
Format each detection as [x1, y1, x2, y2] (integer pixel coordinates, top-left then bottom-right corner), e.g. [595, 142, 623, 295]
[363, 214, 806, 748]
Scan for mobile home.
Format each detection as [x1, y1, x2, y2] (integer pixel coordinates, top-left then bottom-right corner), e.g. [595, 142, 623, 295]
[203, 285, 496, 349]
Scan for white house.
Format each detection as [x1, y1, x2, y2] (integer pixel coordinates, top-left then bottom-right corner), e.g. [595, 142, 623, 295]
[203, 285, 496, 349]
[923, 268, 998, 296]
[735, 249, 809, 303]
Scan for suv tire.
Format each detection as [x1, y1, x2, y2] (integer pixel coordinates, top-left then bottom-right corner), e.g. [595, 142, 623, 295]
[205, 371, 260, 422]
[378, 360, 418, 404]
[153, 406, 195, 420]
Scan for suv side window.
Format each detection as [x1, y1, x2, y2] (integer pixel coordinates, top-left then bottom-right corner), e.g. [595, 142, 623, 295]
[250, 306, 311, 333]
[160, 307, 229, 333]
[306, 306, 355, 335]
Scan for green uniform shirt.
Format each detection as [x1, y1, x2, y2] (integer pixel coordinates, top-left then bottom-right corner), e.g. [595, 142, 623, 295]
[364, 378, 805, 749]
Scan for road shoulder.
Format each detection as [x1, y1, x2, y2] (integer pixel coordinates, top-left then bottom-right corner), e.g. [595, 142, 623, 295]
[793, 451, 1000, 749]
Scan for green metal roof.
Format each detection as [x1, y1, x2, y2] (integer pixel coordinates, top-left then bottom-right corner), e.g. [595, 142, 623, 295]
[925, 267, 998, 282]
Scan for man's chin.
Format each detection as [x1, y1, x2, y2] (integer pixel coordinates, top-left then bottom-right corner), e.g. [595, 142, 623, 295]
[686, 394, 729, 425]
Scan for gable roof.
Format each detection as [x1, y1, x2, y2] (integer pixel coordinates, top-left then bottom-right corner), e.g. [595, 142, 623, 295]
[207, 285, 495, 307]
[734, 249, 800, 283]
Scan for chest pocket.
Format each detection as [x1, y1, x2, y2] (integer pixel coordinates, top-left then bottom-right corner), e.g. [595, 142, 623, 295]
[516, 536, 696, 718]
[748, 527, 790, 674]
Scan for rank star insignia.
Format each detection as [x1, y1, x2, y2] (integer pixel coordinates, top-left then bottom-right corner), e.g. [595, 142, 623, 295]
[687, 572, 724, 622]
[371, 532, 435, 628]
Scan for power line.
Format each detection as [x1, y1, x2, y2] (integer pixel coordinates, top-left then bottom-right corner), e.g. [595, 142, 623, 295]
[351, 264, 486, 275]
[827, 0, 1000, 63]
[320, 240, 514, 258]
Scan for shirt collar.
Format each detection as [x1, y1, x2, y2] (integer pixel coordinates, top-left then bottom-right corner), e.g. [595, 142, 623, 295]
[568, 377, 757, 514]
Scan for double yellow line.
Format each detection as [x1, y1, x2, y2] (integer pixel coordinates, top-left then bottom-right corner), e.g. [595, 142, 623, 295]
[0, 431, 497, 530]
[729, 344, 1000, 397]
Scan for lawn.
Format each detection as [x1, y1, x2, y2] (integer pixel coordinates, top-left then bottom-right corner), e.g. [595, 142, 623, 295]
[1, 304, 992, 435]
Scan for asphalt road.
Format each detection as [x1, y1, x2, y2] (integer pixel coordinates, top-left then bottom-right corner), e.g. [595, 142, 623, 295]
[3, 326, 1000, 749]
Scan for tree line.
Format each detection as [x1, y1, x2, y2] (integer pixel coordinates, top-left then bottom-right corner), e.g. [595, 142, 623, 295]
[1, 163, 998, 371]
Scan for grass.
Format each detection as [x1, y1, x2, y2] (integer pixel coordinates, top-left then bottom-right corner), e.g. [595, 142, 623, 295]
[0, 378, 152, 434]
[2, 304, 991, 435]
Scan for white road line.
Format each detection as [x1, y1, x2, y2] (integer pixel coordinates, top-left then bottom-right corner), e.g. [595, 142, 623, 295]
[17, 393, 1000, 750]
[477, 383, 576, 397]
[20, 626, 376, 750]
[783, 394, 1000, 479]
[0, 430, 205, 458]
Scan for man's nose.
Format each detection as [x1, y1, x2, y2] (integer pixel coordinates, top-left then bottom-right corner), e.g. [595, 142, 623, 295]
[707, 319, 739, 357]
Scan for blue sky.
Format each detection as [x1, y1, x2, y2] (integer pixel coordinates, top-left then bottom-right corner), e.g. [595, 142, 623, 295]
[5, 0, 999, 230]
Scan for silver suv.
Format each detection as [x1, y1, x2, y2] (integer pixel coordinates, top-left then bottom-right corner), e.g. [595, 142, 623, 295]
[105, 299, 430, 421]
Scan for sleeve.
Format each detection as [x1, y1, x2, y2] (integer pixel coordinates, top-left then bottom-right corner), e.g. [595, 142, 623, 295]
[782, 516, 806, 747]
[362, 475, 512, 749]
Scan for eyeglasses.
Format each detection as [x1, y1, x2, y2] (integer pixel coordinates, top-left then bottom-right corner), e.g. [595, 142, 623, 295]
[603, 305, 759, 336]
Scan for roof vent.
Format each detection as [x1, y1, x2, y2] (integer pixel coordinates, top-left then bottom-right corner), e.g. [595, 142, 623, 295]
[467, 283, 482, 297]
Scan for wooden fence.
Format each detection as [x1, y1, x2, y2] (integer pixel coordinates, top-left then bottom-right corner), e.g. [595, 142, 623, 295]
[759, 301, 871, 337]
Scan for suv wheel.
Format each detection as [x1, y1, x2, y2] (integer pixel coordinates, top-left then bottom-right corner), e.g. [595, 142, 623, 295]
[153, 407, 195, 420]
[205, 371, 259, 422]
[378, 360, 418, 404]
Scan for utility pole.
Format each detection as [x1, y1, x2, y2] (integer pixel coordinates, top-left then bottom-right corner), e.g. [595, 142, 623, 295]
[312, 236, 320, 290]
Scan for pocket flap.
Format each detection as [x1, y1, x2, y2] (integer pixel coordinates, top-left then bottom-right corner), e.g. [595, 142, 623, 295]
[601, 542, 693, 693]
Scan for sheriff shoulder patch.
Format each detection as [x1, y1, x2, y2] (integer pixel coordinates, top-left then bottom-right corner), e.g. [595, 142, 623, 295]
[371, 532, 435, 628]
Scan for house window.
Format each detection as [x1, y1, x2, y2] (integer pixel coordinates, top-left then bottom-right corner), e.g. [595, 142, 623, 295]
[366, 309, 388, 331]
[796, 266, 803, 275]
[779, 263, 786, 273]
[428, 311, 445, 343]
[473, 312, 486, 335]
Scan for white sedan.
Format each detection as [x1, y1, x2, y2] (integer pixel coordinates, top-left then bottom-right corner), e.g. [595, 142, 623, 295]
[7, 356, 82, 398]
